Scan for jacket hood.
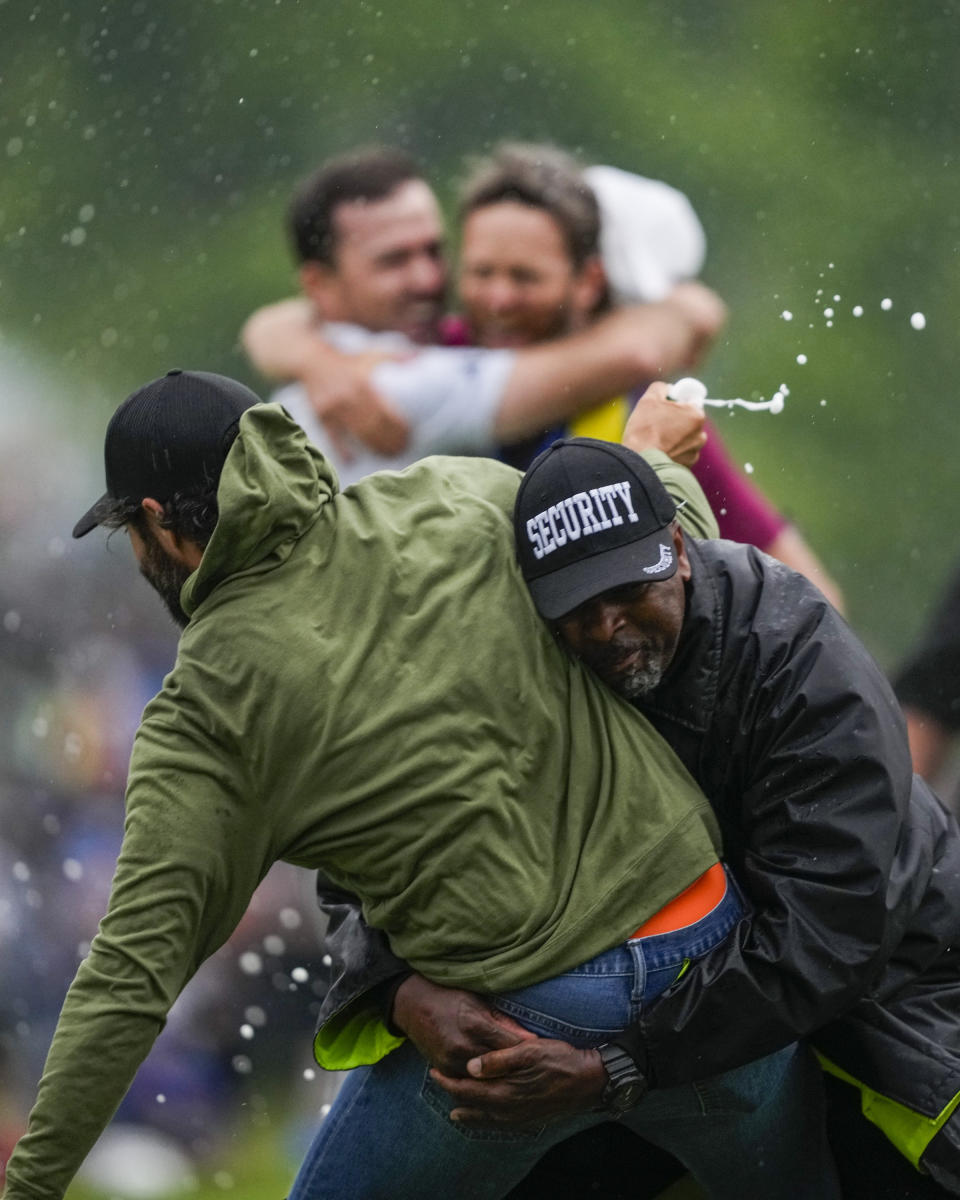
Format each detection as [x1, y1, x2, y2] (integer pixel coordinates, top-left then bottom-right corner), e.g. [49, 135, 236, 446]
[181, 404, 338, 616]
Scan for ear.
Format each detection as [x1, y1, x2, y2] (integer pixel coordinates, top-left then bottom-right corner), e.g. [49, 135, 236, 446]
[299, 261, 339, 317]
[673, 524, 692, 582]
[571, 256, 608, 321]
[140, 499, 204, 570]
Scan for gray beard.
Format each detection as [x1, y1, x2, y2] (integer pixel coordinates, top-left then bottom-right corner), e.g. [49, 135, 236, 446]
[614, 657, 666, 700]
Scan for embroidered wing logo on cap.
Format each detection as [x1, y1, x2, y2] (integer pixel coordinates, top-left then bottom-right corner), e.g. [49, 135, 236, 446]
[643, 544, 673, 574]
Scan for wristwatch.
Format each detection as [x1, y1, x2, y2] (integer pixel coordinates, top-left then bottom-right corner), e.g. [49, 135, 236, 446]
[597, 1042, 647, 1113]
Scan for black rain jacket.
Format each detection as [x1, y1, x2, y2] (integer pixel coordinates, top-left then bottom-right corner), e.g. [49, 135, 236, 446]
[623, 537, 960, 1126]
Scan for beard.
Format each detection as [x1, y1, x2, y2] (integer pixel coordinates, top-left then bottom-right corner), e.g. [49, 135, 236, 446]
[587, 637, 670, 700]
[139, 528, 192, 629]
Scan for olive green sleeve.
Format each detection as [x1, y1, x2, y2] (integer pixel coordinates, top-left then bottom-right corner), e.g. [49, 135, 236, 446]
[639, 449, 719, 539]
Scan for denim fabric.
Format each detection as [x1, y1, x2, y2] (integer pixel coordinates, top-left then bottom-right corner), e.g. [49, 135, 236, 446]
[491, 866, 744, 1047]
[288, 1038, 839, 1200]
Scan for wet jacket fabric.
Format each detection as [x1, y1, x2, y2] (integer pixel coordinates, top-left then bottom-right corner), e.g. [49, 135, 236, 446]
[622, 538, 960, 1157]
[3, 407, 723, 1199]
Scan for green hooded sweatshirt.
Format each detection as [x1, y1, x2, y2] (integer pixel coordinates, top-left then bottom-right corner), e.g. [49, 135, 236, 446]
[4, 405, 720, 1199]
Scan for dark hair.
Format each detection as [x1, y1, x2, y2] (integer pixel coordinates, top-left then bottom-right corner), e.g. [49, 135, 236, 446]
[288, 146, 425, 266]
[459, 142, 601, 271]
[98, 484, 221, 549]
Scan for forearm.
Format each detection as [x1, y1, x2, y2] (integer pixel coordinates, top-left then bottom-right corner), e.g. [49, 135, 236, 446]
[903, 707, 952, 780]
[4, 948, 176, 1197]
[241, 297, 332, 381]
[493, 303, 708, 442]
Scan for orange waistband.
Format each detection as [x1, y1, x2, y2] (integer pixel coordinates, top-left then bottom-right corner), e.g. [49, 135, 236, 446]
[630, 862, 727, 939]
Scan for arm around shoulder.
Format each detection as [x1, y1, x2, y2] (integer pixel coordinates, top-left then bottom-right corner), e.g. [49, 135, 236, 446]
[492, 295, 723, 444]
[625, 382, 718, 539]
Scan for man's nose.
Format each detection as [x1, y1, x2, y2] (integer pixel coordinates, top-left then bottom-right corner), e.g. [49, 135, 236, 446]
[408, 253, 446, 295]
[584, 601, 627, 641]
[484, 278, 521, 314]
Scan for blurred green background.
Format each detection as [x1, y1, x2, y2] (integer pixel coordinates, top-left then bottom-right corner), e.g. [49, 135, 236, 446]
[3, 0, 959, 659]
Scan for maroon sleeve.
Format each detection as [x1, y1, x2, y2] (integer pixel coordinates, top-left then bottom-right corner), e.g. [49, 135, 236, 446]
[691, 421, 788, 549]
[438, 314, 473, 346]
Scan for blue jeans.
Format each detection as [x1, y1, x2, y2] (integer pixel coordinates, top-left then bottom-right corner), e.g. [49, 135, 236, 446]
[290, 871, 839, 1198]
[492, 866, 744, 1047]
[288, 1039, 839, 1199]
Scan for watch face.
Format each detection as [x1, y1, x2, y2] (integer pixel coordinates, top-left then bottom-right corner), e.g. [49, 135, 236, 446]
[599, 1044, 646, 1112]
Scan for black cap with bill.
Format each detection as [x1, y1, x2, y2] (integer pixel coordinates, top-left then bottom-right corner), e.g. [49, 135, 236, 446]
[514, 437, 679, 620]
[72, 369, 260, 538]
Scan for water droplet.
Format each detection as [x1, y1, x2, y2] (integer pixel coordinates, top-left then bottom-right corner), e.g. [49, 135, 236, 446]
[12, 862, 30, 883]
[3, 611, 21, 633]
[62, 858, 84, 882]
[263, 934, 285, 956]
[63, 732, 84, 761]
[881, 298, 893, 311]
[796, 354, 808, 365]
[744, 463, 755, 475]
[780, 310, 793, 321]
[823, 308, 834, 318]
[239, 951, 263, 976]
[292, 966, 309, 983]
[852, 305, 863, 317]
[322, 954, 333, 968]
[910, 312, 926, 330]
[240, 1024, 255, 1040]
[279, 907, 302, 929]
[303, 1068, 316, 1081]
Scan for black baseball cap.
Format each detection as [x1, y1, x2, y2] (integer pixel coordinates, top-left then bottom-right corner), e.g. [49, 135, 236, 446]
[514, 437, 679, 620]
[72, 369, 261, 538]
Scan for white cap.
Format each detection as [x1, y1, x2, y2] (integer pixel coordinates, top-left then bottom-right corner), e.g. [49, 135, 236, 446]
[584, 164, 707, 304]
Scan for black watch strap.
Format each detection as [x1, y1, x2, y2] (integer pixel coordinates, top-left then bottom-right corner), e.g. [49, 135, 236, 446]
[598, 1042, 647, 1113]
